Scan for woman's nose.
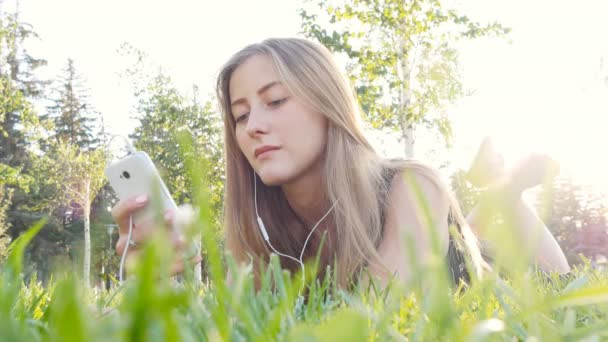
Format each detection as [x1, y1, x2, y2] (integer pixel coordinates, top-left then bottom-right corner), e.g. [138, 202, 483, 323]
[245, 107, 269, 136]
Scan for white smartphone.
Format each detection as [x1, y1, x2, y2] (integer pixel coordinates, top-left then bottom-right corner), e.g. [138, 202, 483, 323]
[104, 151, 177, 224]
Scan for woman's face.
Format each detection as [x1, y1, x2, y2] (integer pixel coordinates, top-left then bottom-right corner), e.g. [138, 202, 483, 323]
[229, 54, 328, 186]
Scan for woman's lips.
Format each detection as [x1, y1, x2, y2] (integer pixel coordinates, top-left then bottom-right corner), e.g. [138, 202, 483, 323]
[254, 145, 280, 158]
[256, 148, 279, 159]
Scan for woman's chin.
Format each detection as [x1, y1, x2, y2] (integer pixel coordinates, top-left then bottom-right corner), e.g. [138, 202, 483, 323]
[257, 169, 290, 186]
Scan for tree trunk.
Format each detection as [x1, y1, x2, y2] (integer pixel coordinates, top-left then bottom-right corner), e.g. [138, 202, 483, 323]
[402, 123, 415, 159]
[83, 177, 91, 287]
[398, 36, 415, 159]
[194, 236, 202, 283]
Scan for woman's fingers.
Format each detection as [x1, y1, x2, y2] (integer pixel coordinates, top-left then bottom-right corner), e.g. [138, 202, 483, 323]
[111, 194, 149, 235]
[115, 208, 176, 257]
[118, 247, 141, 275]
[121, 240, 202, 276]
[170, 255, 203, 275]
[111, 198, 200, 277]
[115, 235, 128, 256]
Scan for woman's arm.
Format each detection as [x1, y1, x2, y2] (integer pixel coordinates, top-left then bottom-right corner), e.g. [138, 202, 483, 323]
[370, 170, 450, 285]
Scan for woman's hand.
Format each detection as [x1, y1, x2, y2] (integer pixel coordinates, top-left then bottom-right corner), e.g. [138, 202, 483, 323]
[111, 194, 202, 275]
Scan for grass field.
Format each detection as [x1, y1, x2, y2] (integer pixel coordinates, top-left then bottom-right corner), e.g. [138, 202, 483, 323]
[3, 204, 608, 341]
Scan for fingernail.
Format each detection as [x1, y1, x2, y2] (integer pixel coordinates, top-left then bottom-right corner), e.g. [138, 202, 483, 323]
[135, 194, 148, 205]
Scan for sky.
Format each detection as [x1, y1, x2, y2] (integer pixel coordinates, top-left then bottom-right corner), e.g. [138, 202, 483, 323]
[12, 0, 608, 193]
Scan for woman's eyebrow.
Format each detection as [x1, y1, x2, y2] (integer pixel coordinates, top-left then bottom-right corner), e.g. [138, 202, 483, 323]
[230, 81, 282, 107]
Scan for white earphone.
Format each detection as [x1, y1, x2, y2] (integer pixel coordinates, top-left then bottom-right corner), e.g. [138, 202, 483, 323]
[253, 170, 337, 285]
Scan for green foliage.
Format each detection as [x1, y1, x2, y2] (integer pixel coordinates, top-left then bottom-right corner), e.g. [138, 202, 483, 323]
[0, 162, 32, 191]
[0, 185, 12, 260]
[537, 176, 608, 265]
[299, 0, 510, 157]
[0, 75, 38, 167]
[38, 141, 107, 210]
[0, 10, 48, 167]
[42, 58, 101, 151]
[0, 8, 59, 282]
[25, 141, 106, 217]
[0, 11, 48, 98]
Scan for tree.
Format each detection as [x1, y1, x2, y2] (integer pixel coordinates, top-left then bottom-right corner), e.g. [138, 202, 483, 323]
[536, 176, 608, 265]
[0, 7, 48, 166]
[0, 6, 111, 283]
[130, 79, 223, 205]
[28, 55, 103, 283]
[0, 76, 38, 167]
[0, 4, 51, 260]
[42, 57, 114, 285]
[31, 142, 107, 286]
[299, 0, 509, 158]
[0, 185, 12, 260]
[43, 58, 100, 151]
[0, 6, 47, 98]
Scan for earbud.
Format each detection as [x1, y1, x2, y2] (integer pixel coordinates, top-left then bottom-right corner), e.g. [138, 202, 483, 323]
[256, 216, 269, 241]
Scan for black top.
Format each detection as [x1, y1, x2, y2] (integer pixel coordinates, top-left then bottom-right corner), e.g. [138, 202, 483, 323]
[378, 165, 471, 285]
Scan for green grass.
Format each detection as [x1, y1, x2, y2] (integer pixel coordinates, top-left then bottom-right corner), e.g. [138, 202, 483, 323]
[2, 133, 608, 341]
[2, 222, 608, 341]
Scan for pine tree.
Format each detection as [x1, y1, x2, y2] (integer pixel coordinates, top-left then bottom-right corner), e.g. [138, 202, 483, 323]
[0, 185, 12, 260]
[44, 59, 100, 151]
[0, 7, 48, 166]
[0, 6, 47, 253]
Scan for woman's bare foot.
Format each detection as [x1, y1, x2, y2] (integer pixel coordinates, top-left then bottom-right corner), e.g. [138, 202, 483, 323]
[467, 138, 560, 200]
[466, 137, 507, 188]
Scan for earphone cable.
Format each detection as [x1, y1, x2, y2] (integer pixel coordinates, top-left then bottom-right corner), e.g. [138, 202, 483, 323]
[119, 215, 134, 283]
[253, 171, 302, 267]
[253, 170, 337, 287]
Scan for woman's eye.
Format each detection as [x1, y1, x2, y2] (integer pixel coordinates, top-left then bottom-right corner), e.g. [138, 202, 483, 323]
[235, 113, 249, 124]
[268, 97, 288, 107]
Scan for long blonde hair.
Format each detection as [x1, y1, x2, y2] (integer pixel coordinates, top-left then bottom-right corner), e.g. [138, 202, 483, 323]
[216, 38, 482, 287]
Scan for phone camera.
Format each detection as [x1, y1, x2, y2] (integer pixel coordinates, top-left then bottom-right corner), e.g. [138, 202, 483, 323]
[122, 171, 131, 179]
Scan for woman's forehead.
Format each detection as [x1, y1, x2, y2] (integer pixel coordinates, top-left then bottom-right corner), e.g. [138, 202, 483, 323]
[229, 55, 282, 98]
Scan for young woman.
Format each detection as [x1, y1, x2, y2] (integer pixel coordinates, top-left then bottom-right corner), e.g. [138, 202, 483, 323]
[112, 38, 569, 289]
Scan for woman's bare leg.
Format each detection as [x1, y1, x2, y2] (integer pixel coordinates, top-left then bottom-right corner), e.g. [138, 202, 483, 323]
[465, 144, 570, 274]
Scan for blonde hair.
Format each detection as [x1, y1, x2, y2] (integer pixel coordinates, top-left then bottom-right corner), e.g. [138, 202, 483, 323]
[216, 38, 482, 288]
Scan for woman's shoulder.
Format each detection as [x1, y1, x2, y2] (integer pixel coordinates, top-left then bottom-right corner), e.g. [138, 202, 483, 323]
[377, 158, 452, 232]
[384, 161, 449, 212]
[380, 158, 448, 195]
